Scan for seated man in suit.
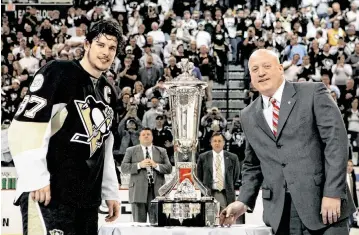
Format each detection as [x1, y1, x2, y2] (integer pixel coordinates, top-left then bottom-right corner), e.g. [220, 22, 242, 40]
[197, 132, 240, 210]
[121, 128, 172, 222]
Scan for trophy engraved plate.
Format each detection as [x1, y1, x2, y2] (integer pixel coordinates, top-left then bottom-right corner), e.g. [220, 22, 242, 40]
[150, 59, 220, 227]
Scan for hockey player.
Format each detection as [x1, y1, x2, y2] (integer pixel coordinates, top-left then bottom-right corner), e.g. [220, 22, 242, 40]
[8, 19, 122, 235]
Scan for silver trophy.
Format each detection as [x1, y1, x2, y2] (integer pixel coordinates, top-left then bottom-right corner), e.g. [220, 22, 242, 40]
[150, 59, 220, 227]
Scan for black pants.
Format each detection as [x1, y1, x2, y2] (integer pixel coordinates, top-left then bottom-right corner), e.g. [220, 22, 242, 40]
[19, 192, 98, 235]
[277, 193, 349, 235]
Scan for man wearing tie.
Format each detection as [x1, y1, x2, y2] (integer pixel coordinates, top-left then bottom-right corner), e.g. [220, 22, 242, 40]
[220, 49, 355, 235]
[121, 128, 172, 222]
[197, 132, 240, 211]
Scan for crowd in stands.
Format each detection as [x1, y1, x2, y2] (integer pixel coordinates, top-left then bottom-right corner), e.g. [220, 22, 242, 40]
[2, 0, 359, 166]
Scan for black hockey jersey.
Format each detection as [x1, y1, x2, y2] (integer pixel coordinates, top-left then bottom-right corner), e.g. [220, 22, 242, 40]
[8, 60, 119, 208]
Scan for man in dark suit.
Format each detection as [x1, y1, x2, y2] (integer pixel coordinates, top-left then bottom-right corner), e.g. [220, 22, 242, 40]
[197, 132, 240, 211]
[121, 128, 172, 222]
[220, 49, 356, 235]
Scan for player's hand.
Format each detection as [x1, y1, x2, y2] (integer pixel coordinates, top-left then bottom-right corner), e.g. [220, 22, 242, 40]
[139, 159, 151, 168]
[105, 200, 120, 222]
[219, 201, 247, 227]
[30, 184, 51, 206]
[321, 197, 341, 224]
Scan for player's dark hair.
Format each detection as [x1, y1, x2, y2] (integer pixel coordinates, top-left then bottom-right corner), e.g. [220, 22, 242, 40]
[86, 19, 122, 55]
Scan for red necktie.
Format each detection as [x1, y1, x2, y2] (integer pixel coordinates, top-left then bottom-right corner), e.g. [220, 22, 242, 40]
[270, 97, 280, 136]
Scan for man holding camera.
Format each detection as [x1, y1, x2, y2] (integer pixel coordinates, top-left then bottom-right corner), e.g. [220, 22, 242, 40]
[200, 107, 227, 152]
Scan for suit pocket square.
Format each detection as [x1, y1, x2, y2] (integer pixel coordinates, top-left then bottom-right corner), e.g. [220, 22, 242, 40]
[262, 189, 272, 200]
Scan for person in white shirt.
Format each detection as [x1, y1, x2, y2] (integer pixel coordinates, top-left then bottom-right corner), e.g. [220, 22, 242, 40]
[139, 44, 163, 69]
[197, 133, 240, 211]
[195, 21, 211, 49]
[157, 0, 174, 15]
[332, 55, 353, 90]
[163, 33, 183, 64]
[128, 10, 143, 35]
[283, 54, 301, 82]
[181, 10, 197, 33]
[315, 30, 327, 49]
[147, 22, 166, 46]
[65, 27, 86, 54]
[18, 47, 39, 75]
[345, 3, 359, 33]
[307, 18, 328, 41]
[223, 9, 238, 63]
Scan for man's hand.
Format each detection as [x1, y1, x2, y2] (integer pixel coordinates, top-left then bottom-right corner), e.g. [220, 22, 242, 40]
[30, 185, 51, 206]
[346, 93, 353, 100]
[219, 201, 247, 227]
[149, 159, 158, 168]
[139, 159, 152, 168]
[164, 140, 172, 148]
[105, 200, 120, 222]
[321, 197, 341, 224]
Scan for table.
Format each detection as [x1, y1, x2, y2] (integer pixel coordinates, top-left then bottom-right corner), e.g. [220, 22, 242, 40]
[98, 223, 273, 235]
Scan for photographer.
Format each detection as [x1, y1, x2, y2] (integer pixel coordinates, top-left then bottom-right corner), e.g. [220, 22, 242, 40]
[200, 107, 227, 152]
[224, 115, 246, 171]
[239, 27, 258, 87]
[145, 77, 169, 107]
[115, 104, 142, 165]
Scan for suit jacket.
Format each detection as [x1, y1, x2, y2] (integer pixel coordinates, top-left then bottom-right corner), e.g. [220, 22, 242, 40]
[197, 150, 240, 203]
[239, 81, 356, 233]
[121, 145, 172, 203]
[138, 67, 161, 90]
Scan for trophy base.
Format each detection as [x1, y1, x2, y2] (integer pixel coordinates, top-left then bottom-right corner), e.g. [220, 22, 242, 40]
[149, 197, 220, 227]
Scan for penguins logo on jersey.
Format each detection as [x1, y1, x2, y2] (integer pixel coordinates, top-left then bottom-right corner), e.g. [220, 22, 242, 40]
[71, 95, 114, 157]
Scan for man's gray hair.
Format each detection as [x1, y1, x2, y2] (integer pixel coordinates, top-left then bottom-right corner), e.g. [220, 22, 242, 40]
[250, 49, 280, 64]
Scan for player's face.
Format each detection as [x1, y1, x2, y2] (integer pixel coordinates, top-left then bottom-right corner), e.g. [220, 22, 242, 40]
[86, 34, 118, 72]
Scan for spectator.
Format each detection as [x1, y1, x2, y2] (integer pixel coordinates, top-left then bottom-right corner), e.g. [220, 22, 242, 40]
[327, 20, 346, 46]
[346, 43, 359, 80]
[18, 47, 39, 75]
[283, 35, 307, 65]
[332, 54, 353, 93]
[116, 105, 142, 164]
[152, 115, 174, 165]
[119, 56, 137, 89]
[138, 55, 161, 90]
[199, 45, 215, 108]
[321, 73, 341, 101]
[283, 53, 301, 82]
[142, 96, 163, 129]
[339, 79, 357, 111]
[297, 55, 315, 81]
[139, 43, 163, 69]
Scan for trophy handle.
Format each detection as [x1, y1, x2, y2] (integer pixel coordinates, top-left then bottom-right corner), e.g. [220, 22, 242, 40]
[158, 171, 178, 197]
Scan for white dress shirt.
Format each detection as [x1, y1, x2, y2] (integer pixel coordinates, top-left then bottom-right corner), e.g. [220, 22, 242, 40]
[262, 79, 286, 132]
[137, 144, 161, 171]
[212, 150, 225, 190]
